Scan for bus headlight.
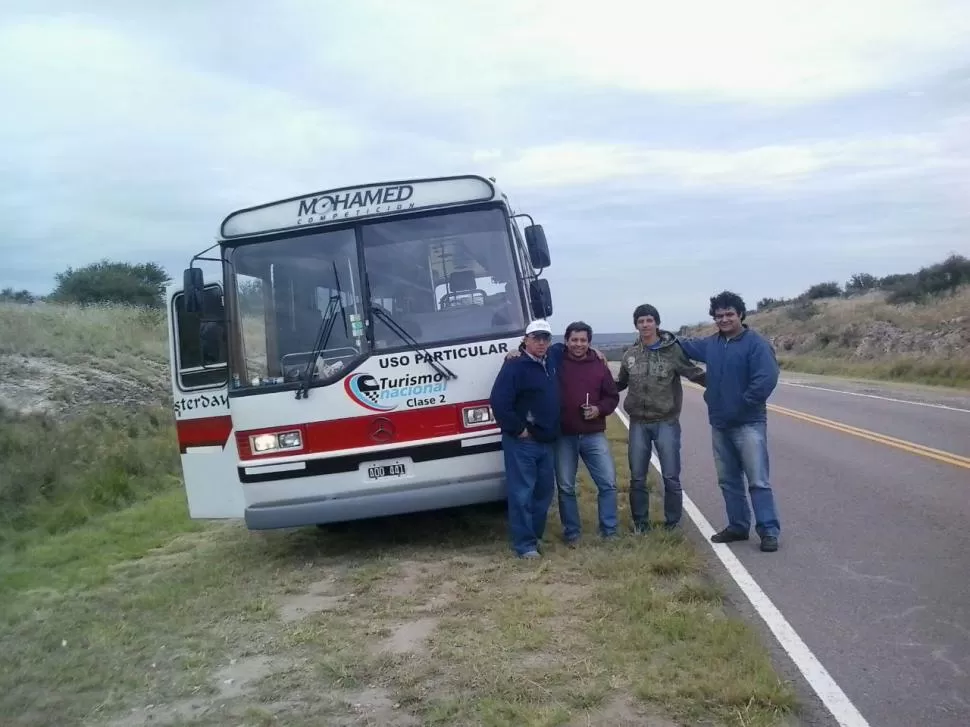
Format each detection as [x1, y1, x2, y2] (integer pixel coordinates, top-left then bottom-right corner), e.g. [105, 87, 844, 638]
[250, 430, 303, 454]
[462, 406, 494, 427]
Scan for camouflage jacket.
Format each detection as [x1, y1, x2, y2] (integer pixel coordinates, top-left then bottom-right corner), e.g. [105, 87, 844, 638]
[616, 331, 706, 423]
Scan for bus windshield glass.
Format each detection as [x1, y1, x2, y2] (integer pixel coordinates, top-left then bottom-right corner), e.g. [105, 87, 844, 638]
[362, 207, 525, 351]
[224, 205, 526, 390]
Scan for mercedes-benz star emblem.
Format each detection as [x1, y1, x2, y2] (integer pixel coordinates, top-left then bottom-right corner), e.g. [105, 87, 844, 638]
[369, 417, 394, 443]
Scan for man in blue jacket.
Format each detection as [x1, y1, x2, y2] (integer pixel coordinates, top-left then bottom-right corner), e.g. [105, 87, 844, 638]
[677, 291, 781, 552]
[489, 319, 561, 558]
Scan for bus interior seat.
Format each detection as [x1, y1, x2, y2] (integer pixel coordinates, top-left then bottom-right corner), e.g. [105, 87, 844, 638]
[439, 269, 487, 309]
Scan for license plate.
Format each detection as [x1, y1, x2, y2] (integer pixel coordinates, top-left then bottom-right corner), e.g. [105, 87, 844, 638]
[363, 459, 409, 480]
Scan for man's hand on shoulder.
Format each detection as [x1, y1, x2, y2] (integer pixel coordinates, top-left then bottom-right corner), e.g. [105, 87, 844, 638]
[505, 349, 522, 360]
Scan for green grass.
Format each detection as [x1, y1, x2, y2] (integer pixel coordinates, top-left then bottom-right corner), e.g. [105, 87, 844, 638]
[0, 404, 180, 544]
[0, 490, 205, 600]
[0, 417, 799, 727]
[776, 354, 970, 389]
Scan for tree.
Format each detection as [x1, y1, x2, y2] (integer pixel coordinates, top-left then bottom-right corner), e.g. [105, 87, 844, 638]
[50, 260, 171, 308]
[881, 254, 970, 304]
[845, 273, 878, 295]
[756, 296, 790, 311]
[804, 281, 842, 300]
[0, 287, 35, 304]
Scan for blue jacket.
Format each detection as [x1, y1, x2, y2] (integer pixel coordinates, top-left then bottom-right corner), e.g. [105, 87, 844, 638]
[676, 326, 779, 429]
[489, 352, 561, 442]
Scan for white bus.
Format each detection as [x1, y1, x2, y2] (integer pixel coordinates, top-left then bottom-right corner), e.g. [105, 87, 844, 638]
[167, 174, 554, 530]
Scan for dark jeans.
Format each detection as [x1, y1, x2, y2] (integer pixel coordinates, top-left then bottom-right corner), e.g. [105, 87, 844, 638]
[711, 421, 780, 538]
[628, 418, 683, 529]
[553, 432, 619, 541]
[502, 433, 556, 555]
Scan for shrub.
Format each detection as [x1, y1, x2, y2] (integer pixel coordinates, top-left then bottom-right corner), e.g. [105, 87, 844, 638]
[0, 288, 35, 304]
[49, 260, 171, 308]
[886, 281, 923, 304]
[786, 300, 819, 321]
[878, 254, 970, 304]
[804, 282, 842, 300]
[845, 273, 878, 295]
[756, 297, 790, 311]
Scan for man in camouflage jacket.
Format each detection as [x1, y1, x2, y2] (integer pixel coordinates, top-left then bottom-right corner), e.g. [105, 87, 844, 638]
[616, 304, 706, 532]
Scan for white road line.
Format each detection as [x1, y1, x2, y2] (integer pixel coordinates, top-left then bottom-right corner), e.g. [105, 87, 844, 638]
[613, 408, 871, 727]
[779, 381, 970, 413]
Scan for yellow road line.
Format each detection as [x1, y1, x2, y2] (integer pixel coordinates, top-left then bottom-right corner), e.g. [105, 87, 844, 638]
[768, 404, 970, 469]
[683, 382, 970, 470]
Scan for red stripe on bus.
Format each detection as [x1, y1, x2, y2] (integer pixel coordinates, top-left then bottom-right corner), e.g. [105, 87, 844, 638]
[235, 400, 496, 460]
[176, 416, 233, 453]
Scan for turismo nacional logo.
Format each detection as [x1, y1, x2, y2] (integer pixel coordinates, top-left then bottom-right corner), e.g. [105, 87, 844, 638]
[343, 372, 448, 412]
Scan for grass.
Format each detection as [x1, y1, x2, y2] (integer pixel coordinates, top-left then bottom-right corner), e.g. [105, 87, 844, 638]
[0, 300, 168, 364]
[0, 299, 798, 723]
[0, 404, 180, 544]
[0, 416, 799, 727]
[775, 354, 970, 389]
[680, 285, 970, 389]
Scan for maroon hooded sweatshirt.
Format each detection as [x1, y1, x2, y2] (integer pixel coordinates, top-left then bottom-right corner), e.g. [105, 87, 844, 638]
[558, 348, 620, 435]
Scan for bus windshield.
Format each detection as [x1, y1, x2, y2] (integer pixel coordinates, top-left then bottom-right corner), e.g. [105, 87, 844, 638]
[363, 207, 525, 350]
[225, 205, 526, 390]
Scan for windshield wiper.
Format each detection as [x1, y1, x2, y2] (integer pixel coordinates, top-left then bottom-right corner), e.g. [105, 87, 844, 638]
[370, 306, 457, 381]
[295, 262, 350, 400]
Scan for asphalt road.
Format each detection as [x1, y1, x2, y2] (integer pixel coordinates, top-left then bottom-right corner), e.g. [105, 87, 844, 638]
[613, 369, 970, 727]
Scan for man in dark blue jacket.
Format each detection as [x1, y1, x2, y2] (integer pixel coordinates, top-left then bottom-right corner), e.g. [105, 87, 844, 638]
[489, 319, 561, 558]
[677, 291, 781, 552]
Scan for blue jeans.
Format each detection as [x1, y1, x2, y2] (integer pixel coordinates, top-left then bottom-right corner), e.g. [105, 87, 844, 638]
[502, 434, 556, 555]
[628, 418, 683, 529]
[554, 432, 619, 541]
[711, 422, 780, 538]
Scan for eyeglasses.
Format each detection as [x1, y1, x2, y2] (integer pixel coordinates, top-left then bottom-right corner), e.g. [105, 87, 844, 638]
[528, 332, 552, 341]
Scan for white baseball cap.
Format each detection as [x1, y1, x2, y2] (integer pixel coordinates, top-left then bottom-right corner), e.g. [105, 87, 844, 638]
[525, 319, 553, 336]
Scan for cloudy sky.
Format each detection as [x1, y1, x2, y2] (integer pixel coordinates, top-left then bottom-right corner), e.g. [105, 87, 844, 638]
[2, 0, 969, 332]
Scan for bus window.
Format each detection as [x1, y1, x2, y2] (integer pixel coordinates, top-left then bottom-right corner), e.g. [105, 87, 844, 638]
[173, 285, 228, 391]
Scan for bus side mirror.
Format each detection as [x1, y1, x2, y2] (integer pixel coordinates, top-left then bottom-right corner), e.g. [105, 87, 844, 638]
[183, 267, 205, 313]
[529, 279, 553, 318]
[525, 224, 551, 269]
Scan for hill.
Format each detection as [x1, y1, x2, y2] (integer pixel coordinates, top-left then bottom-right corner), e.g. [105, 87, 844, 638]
[677, 284, 970, 388]
[590, 255, 970, 389]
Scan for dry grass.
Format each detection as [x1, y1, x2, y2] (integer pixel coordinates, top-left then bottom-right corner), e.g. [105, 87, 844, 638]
[0, 301, 168, 364]
[0, 417, 799, 727]
[683, 286, 970, 388]
[749, 286, 970, 337]
[0, 302, 171, 416]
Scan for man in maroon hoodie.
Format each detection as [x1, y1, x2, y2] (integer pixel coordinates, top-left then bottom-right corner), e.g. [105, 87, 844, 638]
[552, 321, 620, 544]
[506, 323, 619, 544]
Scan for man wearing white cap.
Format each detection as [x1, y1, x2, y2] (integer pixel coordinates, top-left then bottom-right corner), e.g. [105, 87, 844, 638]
[489, 319, 561, 559]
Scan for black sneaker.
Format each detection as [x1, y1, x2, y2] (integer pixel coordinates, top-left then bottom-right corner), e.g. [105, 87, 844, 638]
[710, 528, 749, 543]
[760, 535, 779, 552]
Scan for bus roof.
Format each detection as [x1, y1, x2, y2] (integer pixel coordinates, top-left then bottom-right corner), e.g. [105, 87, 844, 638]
[219, 174, 503, 241]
